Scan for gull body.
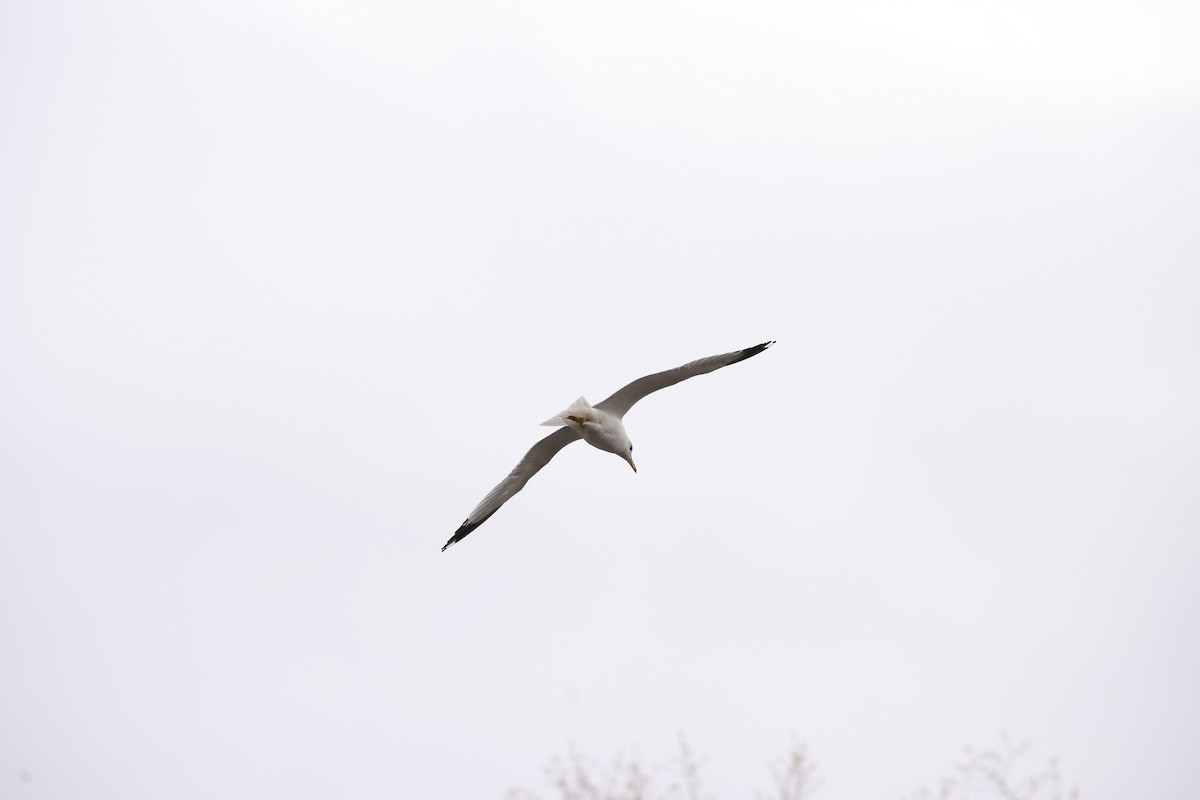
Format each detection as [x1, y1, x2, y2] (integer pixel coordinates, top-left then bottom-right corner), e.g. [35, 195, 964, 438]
[442, 340, 775, 551]
[540, 396, 636, 471]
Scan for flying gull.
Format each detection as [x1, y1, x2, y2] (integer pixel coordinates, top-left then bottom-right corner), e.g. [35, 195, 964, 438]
[442, 341, 775, 551]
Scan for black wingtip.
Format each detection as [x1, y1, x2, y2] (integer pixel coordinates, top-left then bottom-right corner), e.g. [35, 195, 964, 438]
[442, 519, 471, 551]
[441, 509, 498, 552]
[729, 340, 775, 365]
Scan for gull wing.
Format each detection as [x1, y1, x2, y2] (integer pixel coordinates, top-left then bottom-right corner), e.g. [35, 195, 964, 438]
[594, 341, 775, 418]
[442, 426, 582, 551]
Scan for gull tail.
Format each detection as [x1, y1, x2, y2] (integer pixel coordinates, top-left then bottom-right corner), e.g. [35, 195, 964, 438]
[541, 396, 592, 427]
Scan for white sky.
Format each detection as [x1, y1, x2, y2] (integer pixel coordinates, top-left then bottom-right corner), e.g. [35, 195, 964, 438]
[2, 1, 1198, 798]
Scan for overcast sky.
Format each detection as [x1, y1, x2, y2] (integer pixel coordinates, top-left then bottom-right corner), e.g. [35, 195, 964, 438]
[2, 1, 1198, 798]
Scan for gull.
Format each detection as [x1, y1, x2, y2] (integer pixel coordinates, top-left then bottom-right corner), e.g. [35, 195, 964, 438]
[442, 341, 775, 551]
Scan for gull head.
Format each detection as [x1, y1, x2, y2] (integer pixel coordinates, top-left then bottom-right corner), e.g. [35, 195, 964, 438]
[584, 409, 635, 472]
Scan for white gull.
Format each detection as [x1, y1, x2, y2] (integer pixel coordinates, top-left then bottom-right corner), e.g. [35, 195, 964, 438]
[442, 341, 775, 551]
